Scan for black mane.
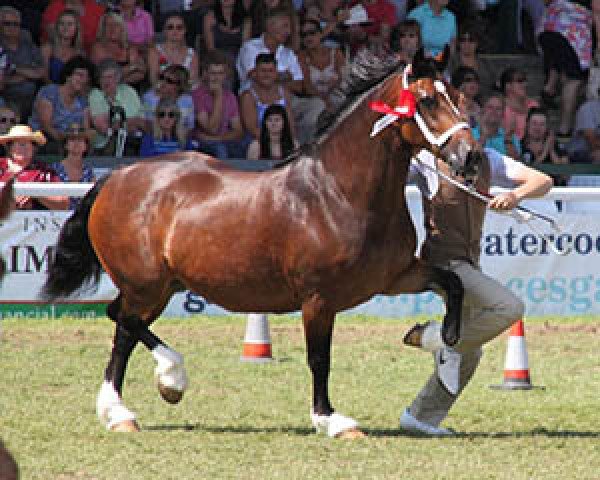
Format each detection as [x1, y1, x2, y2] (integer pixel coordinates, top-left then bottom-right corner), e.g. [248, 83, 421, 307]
[316, 50, 402, 137]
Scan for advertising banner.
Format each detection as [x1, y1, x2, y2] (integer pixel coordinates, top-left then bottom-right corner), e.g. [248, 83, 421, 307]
[0, 204, 598, 318]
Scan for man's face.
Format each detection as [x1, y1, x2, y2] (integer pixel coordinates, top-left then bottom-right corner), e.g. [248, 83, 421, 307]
[0, 13, 21, 39]
[267, 16, 291, 45]
[482, 97, 504, 129]
[254, 62, 277, 87]
[528, 113, 547, 139]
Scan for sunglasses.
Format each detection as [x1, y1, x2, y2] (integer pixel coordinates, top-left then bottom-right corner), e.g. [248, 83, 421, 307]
[2, 21, 20, 27]
[399, 32, 418, 38]
[159, 74, 181, 86]
[157, 111, 178, 118]
[0, 116, 16, 124]
[166, 24, 184, 31]
[463, 76, 478, 83]
[301, 29, 318, 37]
[68, 127, 87, 135]
[512, 76, 527, 83]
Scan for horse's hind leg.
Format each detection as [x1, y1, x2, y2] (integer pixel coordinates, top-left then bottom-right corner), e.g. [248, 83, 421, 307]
[97, 297, 140, 431]
[303, 296, 365, 439]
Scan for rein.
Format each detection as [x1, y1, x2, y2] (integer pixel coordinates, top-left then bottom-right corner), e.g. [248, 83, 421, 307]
[414, 156, 570, 256]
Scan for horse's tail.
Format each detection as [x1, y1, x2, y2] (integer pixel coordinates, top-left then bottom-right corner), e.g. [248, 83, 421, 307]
[41, 176, 110, 301]
[0, 177, 15, 221]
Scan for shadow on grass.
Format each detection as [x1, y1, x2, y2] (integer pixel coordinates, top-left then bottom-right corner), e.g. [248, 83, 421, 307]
[143, 425, 600, 438]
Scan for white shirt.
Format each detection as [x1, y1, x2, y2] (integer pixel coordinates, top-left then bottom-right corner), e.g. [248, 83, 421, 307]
[235, 35, 304, 93]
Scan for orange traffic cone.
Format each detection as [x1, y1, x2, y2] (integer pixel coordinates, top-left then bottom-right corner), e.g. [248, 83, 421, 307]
[240, 313, 273, 363]
[491, 319, 542, 390]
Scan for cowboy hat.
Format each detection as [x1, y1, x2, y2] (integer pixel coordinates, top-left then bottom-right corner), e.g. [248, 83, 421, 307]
[0, 125, 46, 146]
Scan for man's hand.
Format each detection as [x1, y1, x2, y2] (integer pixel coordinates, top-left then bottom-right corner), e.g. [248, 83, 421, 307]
[488, 191, 519, 211]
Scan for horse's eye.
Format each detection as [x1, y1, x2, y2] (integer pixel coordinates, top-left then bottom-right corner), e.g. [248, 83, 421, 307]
[419, 96, 437, 110]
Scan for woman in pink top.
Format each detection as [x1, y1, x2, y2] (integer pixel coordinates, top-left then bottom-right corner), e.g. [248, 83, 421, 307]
[118, 0, 154, 53]
[500, 67, 539, 140]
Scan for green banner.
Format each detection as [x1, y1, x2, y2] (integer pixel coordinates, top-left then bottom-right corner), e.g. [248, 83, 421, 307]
[0, 303, 108, 319]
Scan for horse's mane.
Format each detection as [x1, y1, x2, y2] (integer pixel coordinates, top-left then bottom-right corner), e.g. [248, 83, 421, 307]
[315, 49, 402, 137]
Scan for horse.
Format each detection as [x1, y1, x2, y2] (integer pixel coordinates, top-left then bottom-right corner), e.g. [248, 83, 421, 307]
[41, 50, 484, 437]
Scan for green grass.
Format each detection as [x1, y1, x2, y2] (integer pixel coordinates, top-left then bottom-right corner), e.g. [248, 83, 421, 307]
[2, 315, 600, 479]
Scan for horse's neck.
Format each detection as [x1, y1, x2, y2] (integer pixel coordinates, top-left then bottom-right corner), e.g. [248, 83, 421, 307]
[318, 102, 409, 210]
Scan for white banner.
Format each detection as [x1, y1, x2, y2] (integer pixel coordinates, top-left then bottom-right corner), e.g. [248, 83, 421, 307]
[0, 203, 598, 318]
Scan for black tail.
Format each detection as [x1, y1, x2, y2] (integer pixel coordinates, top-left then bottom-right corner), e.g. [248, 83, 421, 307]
[41, 176, 110, 300]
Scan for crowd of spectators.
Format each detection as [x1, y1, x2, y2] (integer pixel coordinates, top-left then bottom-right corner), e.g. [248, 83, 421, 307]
[0, 0, 600, 210]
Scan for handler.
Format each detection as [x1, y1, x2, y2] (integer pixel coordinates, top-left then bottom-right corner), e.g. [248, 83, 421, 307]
[0, 124, 68, 210]
[400, 147, 552, 435]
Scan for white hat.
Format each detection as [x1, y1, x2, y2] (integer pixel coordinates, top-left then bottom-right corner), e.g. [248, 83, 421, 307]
[0, 125, 46, 146]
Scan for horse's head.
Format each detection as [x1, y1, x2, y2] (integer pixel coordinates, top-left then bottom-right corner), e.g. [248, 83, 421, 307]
[370, 51, 483, 182]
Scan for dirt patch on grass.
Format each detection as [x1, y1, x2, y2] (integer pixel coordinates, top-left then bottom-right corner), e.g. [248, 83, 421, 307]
[531, 322, 600, 335]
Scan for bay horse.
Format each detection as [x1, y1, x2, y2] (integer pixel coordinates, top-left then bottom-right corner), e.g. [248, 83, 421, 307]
[42, 51, 483, 437]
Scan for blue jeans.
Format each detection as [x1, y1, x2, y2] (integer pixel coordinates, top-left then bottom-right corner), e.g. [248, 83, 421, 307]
[195, 138, 250, 159]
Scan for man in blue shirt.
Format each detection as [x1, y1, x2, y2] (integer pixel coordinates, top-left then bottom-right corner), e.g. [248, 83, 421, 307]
[407, 0, 456, 57]
[472, 92, 521, 158]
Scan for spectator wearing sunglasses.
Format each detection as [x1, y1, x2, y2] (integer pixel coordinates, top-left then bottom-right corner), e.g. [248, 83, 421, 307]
[142, 64, 195, 134]
[451, 66, 481, 128]
[50, 122, 96, 209]
[447, 22, 495, 97]
[0, 105, 19, 157]
[147, 13, 199, 87]
[0, 7, 46, 121]
[139, 98, 194, 157]
[499, 67, 539, 140]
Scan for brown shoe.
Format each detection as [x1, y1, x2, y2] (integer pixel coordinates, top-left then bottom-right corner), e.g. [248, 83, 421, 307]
[403, 323, 425, 348]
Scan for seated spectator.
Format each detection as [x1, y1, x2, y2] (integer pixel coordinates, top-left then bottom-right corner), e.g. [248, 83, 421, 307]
[0, 104, 18, 156]
[142, 64, 195, 133]
[0, 125, 69, 210]
[237, 8, 325, 144]
[203, 0, 252, 66]
[500, 67, 539, 140]
[297, 19, 346, 110]
[156, 0, 212, 49]
[118, 0, 154, 53]
[41, 10, 85, 84]
[90, 12, 147, 87]
[346, 0, 397, 55]
[389, 19, 422, 66]
[472, 92, 521, 158]
[566, 96, 600, 164]
[407, 0, 457, 58]
[147, 13, 200, 87]
[538, 0, 592, 141]
[306, 0, 351, 51]
[447, 21, 495, 97]
[139, 98, 195, 156]
[50, 122, 96, 209]
[250, 0, 300, 50]
[247, 103, 297, 159]
[89, 59, 147, 156]
[41, 0, 106, 54]
[239, 53, 295, 140]
[451, 65, 481, 127]
[29, 55, 94, 155]
[521, 106, 569, 187]
[0, 7, 46, 120]
[190, 51, 246, 159]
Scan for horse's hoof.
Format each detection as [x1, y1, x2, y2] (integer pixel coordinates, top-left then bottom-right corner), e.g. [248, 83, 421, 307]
[110, 419, 140, 432]
[158, 384, 184, 404]
[403, 323, 425, 348]
[335, 428, 367, 439]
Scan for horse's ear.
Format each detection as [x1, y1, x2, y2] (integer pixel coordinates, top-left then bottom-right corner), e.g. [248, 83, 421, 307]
[434, 44, 451, 73]
[412, 47, 426, 68]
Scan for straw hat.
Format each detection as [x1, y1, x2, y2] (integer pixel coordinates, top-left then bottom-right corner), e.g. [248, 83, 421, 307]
[0, 125, 46, 146]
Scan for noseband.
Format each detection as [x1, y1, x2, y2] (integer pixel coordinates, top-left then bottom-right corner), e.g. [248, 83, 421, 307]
[369, 65, 470, 147]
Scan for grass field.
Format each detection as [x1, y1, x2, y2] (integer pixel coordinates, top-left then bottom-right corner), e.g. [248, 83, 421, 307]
[2, 314, 600, 480]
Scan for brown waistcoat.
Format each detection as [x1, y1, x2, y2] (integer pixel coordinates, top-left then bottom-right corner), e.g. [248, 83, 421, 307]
[420, 157, 491, 267]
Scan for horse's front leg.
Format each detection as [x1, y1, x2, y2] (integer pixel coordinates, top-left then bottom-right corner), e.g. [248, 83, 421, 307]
[302, 296, 365, 439]
[386, 260, 464, 348]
